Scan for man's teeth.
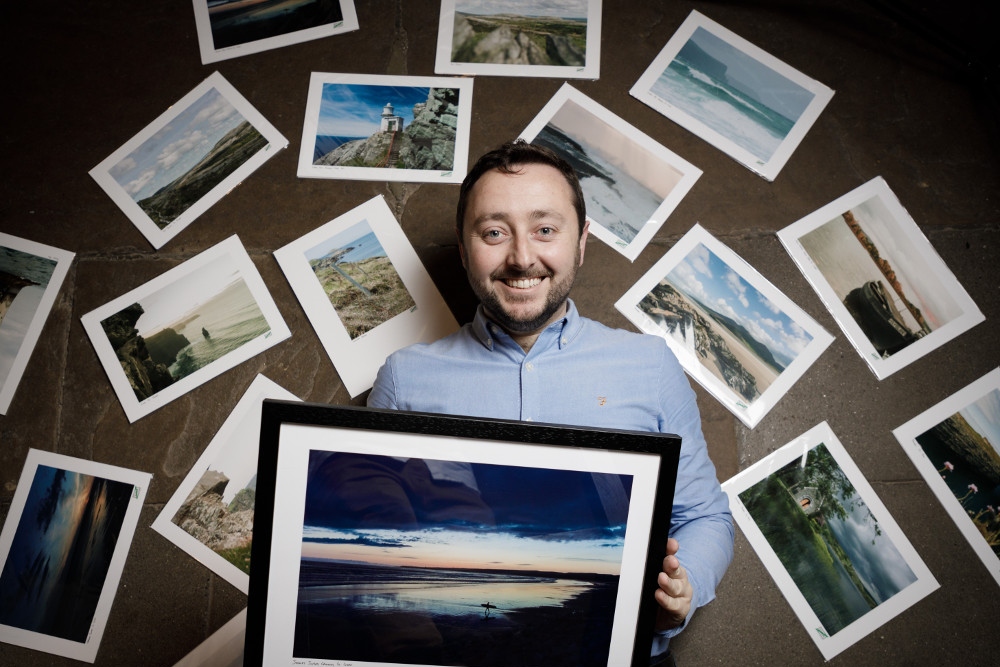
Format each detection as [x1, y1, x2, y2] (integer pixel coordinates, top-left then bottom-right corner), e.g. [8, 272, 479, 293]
[505, 277, 542, 289]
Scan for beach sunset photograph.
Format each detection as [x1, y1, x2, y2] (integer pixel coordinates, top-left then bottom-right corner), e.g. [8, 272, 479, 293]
[293, 451, 630, 666]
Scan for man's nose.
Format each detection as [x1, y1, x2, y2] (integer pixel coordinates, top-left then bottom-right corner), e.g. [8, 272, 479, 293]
[507, 233, 534, 269]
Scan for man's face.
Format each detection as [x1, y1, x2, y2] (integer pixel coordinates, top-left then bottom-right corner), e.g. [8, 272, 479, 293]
[459, 162, 589, 336]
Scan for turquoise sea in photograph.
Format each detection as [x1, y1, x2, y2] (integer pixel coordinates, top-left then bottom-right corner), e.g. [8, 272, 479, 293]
[653, 27, 814, 162]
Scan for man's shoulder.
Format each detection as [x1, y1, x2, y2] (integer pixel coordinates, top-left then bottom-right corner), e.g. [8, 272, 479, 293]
[386, 322, 479, 362]
[577, 315, 667, 349]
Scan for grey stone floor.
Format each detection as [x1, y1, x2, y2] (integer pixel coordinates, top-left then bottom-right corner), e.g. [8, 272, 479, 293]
[1, 1, 997, 665]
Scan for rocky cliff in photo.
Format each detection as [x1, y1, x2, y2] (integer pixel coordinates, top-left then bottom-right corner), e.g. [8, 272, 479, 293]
[452, 12, 586, 66]
[174, 470, 256, 575]
[100, 303, 177, 401]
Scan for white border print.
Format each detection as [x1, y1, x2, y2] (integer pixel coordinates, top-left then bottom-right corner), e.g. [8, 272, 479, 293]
[630, 10, 833, 181]
[777, 177, 984, 380]
[192, 0, 359, 64]
[893, 368, 1000, 587]
[152, 375, 300, 594]
[519, 84, 702, 262]
[435, 0, 602, 79]
[0, 449, 150, 662]
[274, 196, 459, 397]
[90, 72, 288, 249]
[0, 233, 74, 414]
[723, 422, 938, 661]
[298, 72, 473, 184]
[615, 224, 833, 428]
[172, 607, 246, 667]
[81, 235, 291, 422]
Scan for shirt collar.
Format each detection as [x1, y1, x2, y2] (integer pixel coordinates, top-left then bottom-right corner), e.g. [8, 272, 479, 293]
[471, 299, 583, 352]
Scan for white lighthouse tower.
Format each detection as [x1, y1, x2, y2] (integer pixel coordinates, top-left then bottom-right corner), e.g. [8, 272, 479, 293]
[380, 102, 404, 132]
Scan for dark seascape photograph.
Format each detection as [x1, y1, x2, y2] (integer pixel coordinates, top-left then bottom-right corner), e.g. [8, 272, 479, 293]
[208, 0, 345, 50]
[293, 451, 634, 665]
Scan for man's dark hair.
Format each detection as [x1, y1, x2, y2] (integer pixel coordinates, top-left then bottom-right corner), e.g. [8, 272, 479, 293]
[455, 139, 586, 235]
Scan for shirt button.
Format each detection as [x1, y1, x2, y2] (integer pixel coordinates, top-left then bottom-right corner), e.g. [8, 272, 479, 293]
[561, 337, 568, 345]
[525, 362, 534, 371]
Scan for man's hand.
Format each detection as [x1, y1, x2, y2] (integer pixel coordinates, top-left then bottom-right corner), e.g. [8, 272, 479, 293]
[655, 537, 693, 631]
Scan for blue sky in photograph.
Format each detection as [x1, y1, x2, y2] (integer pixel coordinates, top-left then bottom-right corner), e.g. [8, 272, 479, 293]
[687, 26, 813, 123]
[110, 87, 246, 202]
[305, 220, 380, 262]
[457, 0, 589, 19]
[668, 242, 813, 366]
[317, 84, 430, 137]
[959, 388, 1000, 454]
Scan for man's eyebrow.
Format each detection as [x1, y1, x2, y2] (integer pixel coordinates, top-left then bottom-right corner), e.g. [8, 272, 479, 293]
[470, 209, 567, 227]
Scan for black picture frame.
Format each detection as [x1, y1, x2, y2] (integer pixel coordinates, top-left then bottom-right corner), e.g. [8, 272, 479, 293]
[246, 400, 680, 667]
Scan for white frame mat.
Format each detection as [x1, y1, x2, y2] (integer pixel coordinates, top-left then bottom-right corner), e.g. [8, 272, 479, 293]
[777, 176, 984, 380]
[152, 374, 300, 594]
[615, 224, 833, 428]
[435, 0, 602, 79]
[274, 196, 459, 397]
[519, 83, 701, 262]
[172, 608, 246, 667]
[893, 367, 1000, 587]
[0, 449, 150, 662]
[192, 0, 359, 64]
[298, 72, 473, 183]
[90, 71, 288, 249]
[0, 233, 74, 415]
[81, 235, 291, 422]
[723, 422, 938, 661]
[630, 10, 833, 181]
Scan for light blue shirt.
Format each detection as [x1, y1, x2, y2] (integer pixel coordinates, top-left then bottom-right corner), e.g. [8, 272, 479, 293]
[368, 300, 734, 652]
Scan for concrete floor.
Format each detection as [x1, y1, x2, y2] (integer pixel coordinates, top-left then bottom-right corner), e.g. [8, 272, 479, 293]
[2, 1, 998, 665]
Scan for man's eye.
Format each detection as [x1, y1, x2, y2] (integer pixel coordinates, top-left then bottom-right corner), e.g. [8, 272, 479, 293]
[538, 227, 554, 236]
[483, 229, 504, 241]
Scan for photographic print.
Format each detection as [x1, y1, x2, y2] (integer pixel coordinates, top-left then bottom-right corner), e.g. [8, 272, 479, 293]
[81, 235, 290, 422]
[777, 176, 984, 380]
[0, 233, 74, 415]
[297, 72, 473, 183]
[723, 422, 938, 660]
[0, 449, 150, 662]
[192, 0, 359, 64]
[615, 224, 833, 428]
[274, 195, 458, 397]
[90, 71, 288, 249]
[435, 0, 602, 79]
[152, 375, 299, 593]
[173, 608, 246, 667]
[519, 83, 702, 261]
[247, 403, 678, 667]
[629, 10, 833, 181]
[893, 368, 1000, 586]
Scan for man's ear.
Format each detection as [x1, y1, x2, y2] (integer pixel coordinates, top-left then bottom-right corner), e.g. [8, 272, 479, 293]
[456, 227, 468, 269]
[578, 220, 590, 266]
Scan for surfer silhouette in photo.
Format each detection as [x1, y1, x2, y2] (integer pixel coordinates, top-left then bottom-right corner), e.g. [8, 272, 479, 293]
[481, 601, 497, 618]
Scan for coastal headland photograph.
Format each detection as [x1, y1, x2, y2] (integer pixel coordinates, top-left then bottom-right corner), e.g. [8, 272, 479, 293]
[0, 464, 134, 644]
[796, 194, 951, 359]
[311, 82, 461, 172]
[637, 241, 813, 406]
[206, 0, 345, 50]
[530, 96, 684, 249]
[0, 245, 57, 392]
[305, 219, 415, 339]
[293, 451, 631, 666]
[914, 386, 1000, 559]
[737, 441, 920, 639]
[450, 0, 589, 67]
[108, 86, 268, 231]
[98, 256, 271, 403]
[639, 13, 819, 170]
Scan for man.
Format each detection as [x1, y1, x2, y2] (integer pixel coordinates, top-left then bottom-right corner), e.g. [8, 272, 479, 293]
[368, 140, 733, 663]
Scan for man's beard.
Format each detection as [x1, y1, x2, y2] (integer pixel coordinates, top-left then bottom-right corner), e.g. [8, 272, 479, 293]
[472, 260, 579, 334]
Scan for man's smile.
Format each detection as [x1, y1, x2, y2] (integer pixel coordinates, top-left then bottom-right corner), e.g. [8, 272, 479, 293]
[502, 276, 544, 289]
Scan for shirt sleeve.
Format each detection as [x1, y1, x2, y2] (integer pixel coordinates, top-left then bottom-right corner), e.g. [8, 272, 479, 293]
[367, 355, 398, 410]
[655, 341, 735, 640]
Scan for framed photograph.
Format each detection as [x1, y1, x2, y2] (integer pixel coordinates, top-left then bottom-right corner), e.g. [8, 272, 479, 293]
[273, 195, 459, 397]
[893, 368, 1000, 586]
[434, 0, 602, 79]
[298, 73, 474, 183]
[173, 608, 246, 667]
[630, 10, 833, 181]
[723, 422, 938, 661]
[519, 83, 702, 262]
[615, 224, 834, 428]
[0, 233, 74, 415]
[152, 374, 300, 593]
[192, 0, 359, 64]
[777, 176, 984, 380]
[90, 72, 288, 249]
[245, 402, 680, 667]
[81, 235, 291, 423]
[0, 449, 150, 662]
